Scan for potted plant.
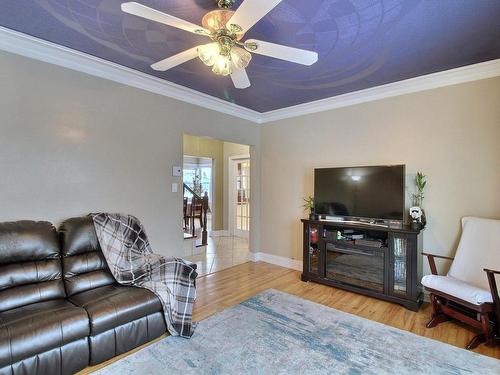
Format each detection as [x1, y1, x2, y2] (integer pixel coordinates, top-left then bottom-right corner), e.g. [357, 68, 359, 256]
[302, 196, 317, 220]
[410, 172, 427, 229]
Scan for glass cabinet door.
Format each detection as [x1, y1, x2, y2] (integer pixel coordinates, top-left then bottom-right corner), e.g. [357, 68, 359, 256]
[306, 224, 320, 276]
[389, 234, 411, 298]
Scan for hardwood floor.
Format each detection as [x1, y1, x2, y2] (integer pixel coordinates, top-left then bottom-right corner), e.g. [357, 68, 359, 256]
[80, 261, 499, 374]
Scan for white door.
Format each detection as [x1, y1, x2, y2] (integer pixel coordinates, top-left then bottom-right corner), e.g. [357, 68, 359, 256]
[232, 158, 250, 238]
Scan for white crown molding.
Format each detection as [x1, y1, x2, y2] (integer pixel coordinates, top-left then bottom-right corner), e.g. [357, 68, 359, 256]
[0, 26, 261, 124]
[1, 26, 499, 125]
[259, 58, 500, 123]
[248, 251, 303, 271]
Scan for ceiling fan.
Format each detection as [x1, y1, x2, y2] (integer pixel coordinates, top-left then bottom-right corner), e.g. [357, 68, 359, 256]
[121, 0, 318, 89]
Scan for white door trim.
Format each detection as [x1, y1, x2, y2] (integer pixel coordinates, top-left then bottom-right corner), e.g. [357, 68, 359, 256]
[228, 155, 251, 237]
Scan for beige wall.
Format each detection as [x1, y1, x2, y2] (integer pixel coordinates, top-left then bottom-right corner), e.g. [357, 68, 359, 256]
[0, 50, 261, 258]
[261, 77, 500, 275]
[183, 134, 225, 230]
[2, 47, 498, 274]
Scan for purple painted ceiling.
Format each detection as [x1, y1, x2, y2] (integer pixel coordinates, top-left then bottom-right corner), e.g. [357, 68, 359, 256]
[1, 1, 500, 112]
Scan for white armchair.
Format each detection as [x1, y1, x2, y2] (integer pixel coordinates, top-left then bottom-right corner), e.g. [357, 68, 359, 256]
[421, 217, 500, 349]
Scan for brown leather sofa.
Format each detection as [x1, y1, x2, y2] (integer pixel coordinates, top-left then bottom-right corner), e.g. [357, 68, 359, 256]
[0, 217, 174, 375]
[59, 217, 166, 366]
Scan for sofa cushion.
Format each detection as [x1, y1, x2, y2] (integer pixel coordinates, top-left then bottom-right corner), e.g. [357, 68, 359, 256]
[59, 217, 116, 296]
[421, 274, 493, 305]
[0, 299, 89, 367]
[0, 221, 59, 264]
[68, 284, 163, 335]
[0, 221, 65, 312]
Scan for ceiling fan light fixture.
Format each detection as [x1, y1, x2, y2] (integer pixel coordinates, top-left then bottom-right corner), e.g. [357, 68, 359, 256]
[197, 42, 232, 75]
[121, 0, 318, 89]
[197, 43, 220, 66]
[212, 54, 232, 76]
[202, 9, 234, 33]
[217, 0, 235, 9]
[231, 47, 252, 69]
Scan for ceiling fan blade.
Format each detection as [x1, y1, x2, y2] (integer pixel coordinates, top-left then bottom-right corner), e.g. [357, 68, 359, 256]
[226, 0, 282, 33]
[151, 46, 199, 71]
[121, 2, 208, 35]
[230, 66, 251, 89]
[245, 39, 318, 66]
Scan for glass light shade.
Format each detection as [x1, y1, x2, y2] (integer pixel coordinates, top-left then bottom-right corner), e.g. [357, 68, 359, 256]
[197, 43, 219, 66]
[212, 55, 232, 76]
[231, 47, 252, 69]
[202, 10, 234, 32]
[201, 9, 243, 40]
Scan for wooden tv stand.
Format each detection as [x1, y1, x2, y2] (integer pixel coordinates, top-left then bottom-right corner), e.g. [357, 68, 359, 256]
[301, 219, 423, 311]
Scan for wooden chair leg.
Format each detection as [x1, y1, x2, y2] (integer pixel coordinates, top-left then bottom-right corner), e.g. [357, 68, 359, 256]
[466, 334, 486, 350]
[426, 293, 450, 328]
[466, 313, 493, 350]
[482, 312, 495, 346]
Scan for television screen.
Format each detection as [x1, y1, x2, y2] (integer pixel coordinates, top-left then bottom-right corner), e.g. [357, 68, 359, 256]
[314, 165, 405, 221]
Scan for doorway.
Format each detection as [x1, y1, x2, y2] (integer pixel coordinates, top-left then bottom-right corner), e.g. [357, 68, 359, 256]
[182, 134, 251, 277]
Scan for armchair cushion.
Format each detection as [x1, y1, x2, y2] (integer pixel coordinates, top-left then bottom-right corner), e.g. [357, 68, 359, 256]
[447, 217, 500, 290]
[422, 274, 492, 305]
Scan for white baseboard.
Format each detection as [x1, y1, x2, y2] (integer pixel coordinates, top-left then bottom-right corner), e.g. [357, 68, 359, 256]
[210, 230, 229, 237]
[248, 252, 303, 271]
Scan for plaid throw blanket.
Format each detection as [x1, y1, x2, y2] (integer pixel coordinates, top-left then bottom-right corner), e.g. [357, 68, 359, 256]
[91, 213, 197, 337]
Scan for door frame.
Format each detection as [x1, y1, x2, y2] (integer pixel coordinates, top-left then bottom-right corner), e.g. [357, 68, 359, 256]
[228, 154, 250, 238]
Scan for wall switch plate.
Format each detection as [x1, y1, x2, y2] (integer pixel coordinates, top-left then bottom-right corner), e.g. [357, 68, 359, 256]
[171, 183, 178, 193]
[172, 166, 182, 177]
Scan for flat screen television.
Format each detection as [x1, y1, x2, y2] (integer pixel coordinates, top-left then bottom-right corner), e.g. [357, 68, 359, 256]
[314, 165, 405, 222]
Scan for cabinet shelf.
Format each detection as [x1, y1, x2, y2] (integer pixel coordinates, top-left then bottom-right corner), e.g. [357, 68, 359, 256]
[325, 240, 388, 253]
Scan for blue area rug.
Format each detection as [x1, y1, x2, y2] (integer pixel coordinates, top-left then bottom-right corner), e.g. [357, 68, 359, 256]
[96, 289, 500, 374]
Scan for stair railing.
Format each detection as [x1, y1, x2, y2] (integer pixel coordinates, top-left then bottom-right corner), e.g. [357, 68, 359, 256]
[183, 183, 209, 246]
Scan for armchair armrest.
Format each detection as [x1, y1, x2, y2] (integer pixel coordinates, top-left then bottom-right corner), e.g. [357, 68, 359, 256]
[421, 252, 454, 260]
[484, 269, 500, 325]
[422, 252, 454, 275]
[484, 268, 500, 275]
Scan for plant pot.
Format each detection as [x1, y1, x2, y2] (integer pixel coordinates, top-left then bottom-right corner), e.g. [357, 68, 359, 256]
[309, 213, 318, 220]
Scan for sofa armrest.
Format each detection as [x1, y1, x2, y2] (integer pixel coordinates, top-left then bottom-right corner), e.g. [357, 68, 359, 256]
[422, 252, 454, 275]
